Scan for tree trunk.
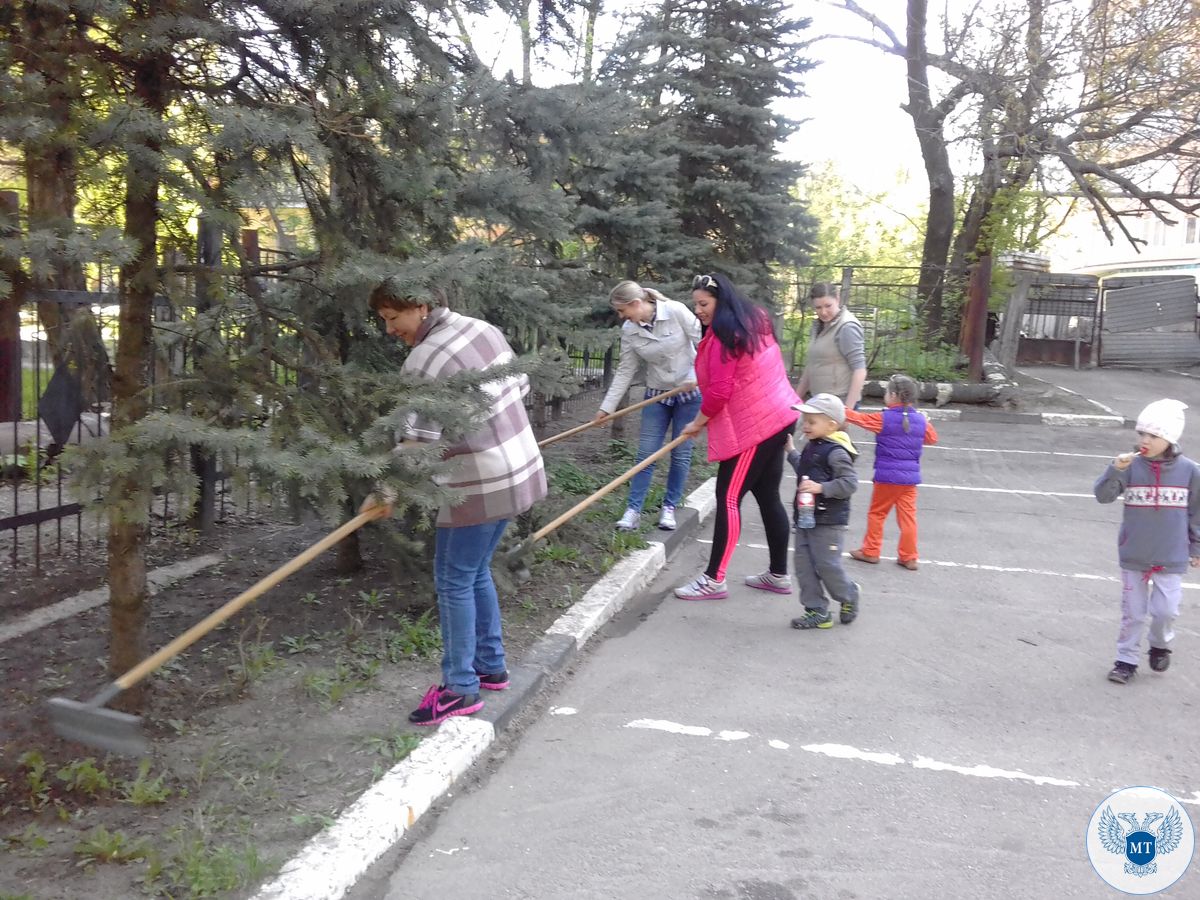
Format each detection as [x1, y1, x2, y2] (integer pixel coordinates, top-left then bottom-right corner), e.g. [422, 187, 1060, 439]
[0, 192, 23, 423]
[905, 0, 957, 345]
[20, 1, 111, 407]
[107, 42, 168, 709]
[187, 216, 220, 533]
[519, 0, 533, 86]
[581, 0, 602, 84]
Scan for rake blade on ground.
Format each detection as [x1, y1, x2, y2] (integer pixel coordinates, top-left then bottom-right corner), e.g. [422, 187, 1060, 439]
[46, 697, 149, 757]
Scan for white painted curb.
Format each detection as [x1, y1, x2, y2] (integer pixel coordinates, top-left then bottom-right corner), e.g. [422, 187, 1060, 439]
[1041, 412, 1125, 427]
[546, 543, 666, 648]
[252, 476, 719, 900]
[253, 717, 494, 900]
[683, 477, 716, 520]
[0, 552, 224, 646]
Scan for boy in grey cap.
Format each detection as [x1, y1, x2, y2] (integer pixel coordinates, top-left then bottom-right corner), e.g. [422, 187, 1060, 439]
[786, 393, 861, 629]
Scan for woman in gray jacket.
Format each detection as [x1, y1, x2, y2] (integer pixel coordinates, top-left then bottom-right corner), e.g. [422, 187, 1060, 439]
[594, 280, 702, 531]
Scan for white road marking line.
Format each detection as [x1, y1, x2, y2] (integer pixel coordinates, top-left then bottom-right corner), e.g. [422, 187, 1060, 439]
[716, 730, 751, 741]
[626, 718, 711, 737]
[802, 743, 904, 766]
[864, 480, 1094, 498]
[696, 540, 1200, 591]
[621, 718, 1196, 799]
[911, 756, 1079, 787]
[856, 441, 1114, 461]
[550, 707, 577, 716]
[1016, 372, 1123, 416]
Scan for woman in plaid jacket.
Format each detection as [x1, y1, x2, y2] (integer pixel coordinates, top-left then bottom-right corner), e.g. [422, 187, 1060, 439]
[367, 280, 547, 726]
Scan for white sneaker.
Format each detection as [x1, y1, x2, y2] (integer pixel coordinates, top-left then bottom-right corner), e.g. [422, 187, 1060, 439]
[658, 505, 677, 531]
[744, 571, 792, 594]
[615, 509, 641, 531]
[674, 574, 729, 601]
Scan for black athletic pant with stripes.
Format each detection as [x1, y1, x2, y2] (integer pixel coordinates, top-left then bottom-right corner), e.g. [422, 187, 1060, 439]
[704, 424, 794, 583]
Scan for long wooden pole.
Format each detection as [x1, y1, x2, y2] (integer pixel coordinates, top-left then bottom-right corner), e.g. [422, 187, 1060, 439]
[111, 505, 390, 691]
[537, 383, 696, 448]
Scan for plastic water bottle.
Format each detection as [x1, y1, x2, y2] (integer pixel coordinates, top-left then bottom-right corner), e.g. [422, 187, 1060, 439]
[796, 491, 816, 529]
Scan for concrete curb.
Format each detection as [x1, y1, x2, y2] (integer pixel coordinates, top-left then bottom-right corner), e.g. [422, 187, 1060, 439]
[251, 477, 719, 900]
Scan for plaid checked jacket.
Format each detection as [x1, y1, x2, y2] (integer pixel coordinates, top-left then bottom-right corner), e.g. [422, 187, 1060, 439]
[402, 308, 548, 527]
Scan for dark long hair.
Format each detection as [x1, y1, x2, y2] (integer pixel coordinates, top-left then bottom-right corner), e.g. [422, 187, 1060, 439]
[695, 272, 772, 359]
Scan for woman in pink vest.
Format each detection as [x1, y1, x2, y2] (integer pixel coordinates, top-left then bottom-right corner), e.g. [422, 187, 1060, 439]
[675, 273, 801, 600]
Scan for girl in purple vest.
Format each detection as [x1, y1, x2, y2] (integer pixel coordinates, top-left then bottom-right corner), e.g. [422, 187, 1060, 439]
[844, 374, 938, 570]
[674, 273, 800, 601]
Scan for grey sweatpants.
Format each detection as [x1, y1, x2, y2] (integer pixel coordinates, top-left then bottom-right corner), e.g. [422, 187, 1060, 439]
[794, 524, 859, 613]
[1116, 568, 1181, 666]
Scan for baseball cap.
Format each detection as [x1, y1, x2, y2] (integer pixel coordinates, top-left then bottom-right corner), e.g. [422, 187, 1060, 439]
[793, 392, 845, 423]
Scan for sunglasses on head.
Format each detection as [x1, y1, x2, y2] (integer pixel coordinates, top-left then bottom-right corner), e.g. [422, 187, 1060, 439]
[692, 274, 717, 290]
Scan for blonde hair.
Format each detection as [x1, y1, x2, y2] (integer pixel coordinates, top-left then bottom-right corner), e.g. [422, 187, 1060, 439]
[609, 280, 670, 309]
[886, 373, 920, 432]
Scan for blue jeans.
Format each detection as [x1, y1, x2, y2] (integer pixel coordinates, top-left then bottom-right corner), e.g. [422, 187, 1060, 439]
[434, 518, 510, 696]
[626, 395, 702, 512]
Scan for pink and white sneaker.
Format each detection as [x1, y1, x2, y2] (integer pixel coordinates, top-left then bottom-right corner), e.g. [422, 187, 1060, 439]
[674, 574, 728, 601]
[744, 571, 792, 594]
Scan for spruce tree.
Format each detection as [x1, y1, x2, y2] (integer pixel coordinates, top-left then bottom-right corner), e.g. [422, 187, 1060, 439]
[601, 0, 818, 303]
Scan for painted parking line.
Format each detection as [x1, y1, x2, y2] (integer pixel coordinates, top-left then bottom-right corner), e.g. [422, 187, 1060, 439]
[863, 480, 1093, 498]
[621, 717, 1196, 801]
[696, 540, 1200, 591]
[855, 441, 1115, 461]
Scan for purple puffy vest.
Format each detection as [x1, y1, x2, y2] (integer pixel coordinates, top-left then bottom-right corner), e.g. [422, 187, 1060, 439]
[874, 406, 926, 485]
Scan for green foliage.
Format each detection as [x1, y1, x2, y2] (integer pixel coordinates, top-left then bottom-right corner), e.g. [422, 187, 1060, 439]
[119, 760, 172, 806]
[382, 609, 441, 662]
[359, 730, 422, 763]
[301, 657, 381, 708]
[55, 758, 112, 798]
[534, 544, 580, 565]
[796, 163, 923, 279]
[549, 462, 602, 495]
[141, 833, 271, 898]
[5, 824, 49, 855]
[74, 826, 149, 866]
[601, 0, 818, 301]
[17, 750, 51, 810]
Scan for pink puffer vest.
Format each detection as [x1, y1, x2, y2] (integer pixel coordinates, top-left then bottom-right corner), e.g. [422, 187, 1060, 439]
[698, 329, 800, 462]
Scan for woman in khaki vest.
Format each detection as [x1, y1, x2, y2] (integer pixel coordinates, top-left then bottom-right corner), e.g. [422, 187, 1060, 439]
[796, 283, 866, 410]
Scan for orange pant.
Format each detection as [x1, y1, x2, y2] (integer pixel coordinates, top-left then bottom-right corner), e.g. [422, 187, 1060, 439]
[859, 483, 919, 563]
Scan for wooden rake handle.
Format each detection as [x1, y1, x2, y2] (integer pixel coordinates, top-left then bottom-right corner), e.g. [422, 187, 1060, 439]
[113, 505, 391, 691]
[515, 431, 695, 557]
[537, 383, 697, 448]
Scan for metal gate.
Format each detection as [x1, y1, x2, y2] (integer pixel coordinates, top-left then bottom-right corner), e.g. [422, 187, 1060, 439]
[1099, 275, 1200, 367]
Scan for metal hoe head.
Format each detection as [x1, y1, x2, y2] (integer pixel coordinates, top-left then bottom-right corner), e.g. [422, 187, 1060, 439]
[46, 696, 149, 758]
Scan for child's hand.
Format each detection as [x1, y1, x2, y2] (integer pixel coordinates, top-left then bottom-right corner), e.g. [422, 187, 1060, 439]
[785, 434, 795, 453]
[1114, 452, 1136, 471]
[798, 477, 822, 494]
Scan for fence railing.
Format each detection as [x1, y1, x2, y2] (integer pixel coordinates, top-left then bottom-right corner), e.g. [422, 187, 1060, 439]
[787, 266, 961, 382]
[2, 259, 621, 572]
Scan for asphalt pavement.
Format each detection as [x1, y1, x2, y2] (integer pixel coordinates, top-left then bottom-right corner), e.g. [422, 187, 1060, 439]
[349, 366, 1200, 900]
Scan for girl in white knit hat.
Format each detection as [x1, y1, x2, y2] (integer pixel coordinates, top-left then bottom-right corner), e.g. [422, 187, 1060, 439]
[1094, 398, 1200, 684]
